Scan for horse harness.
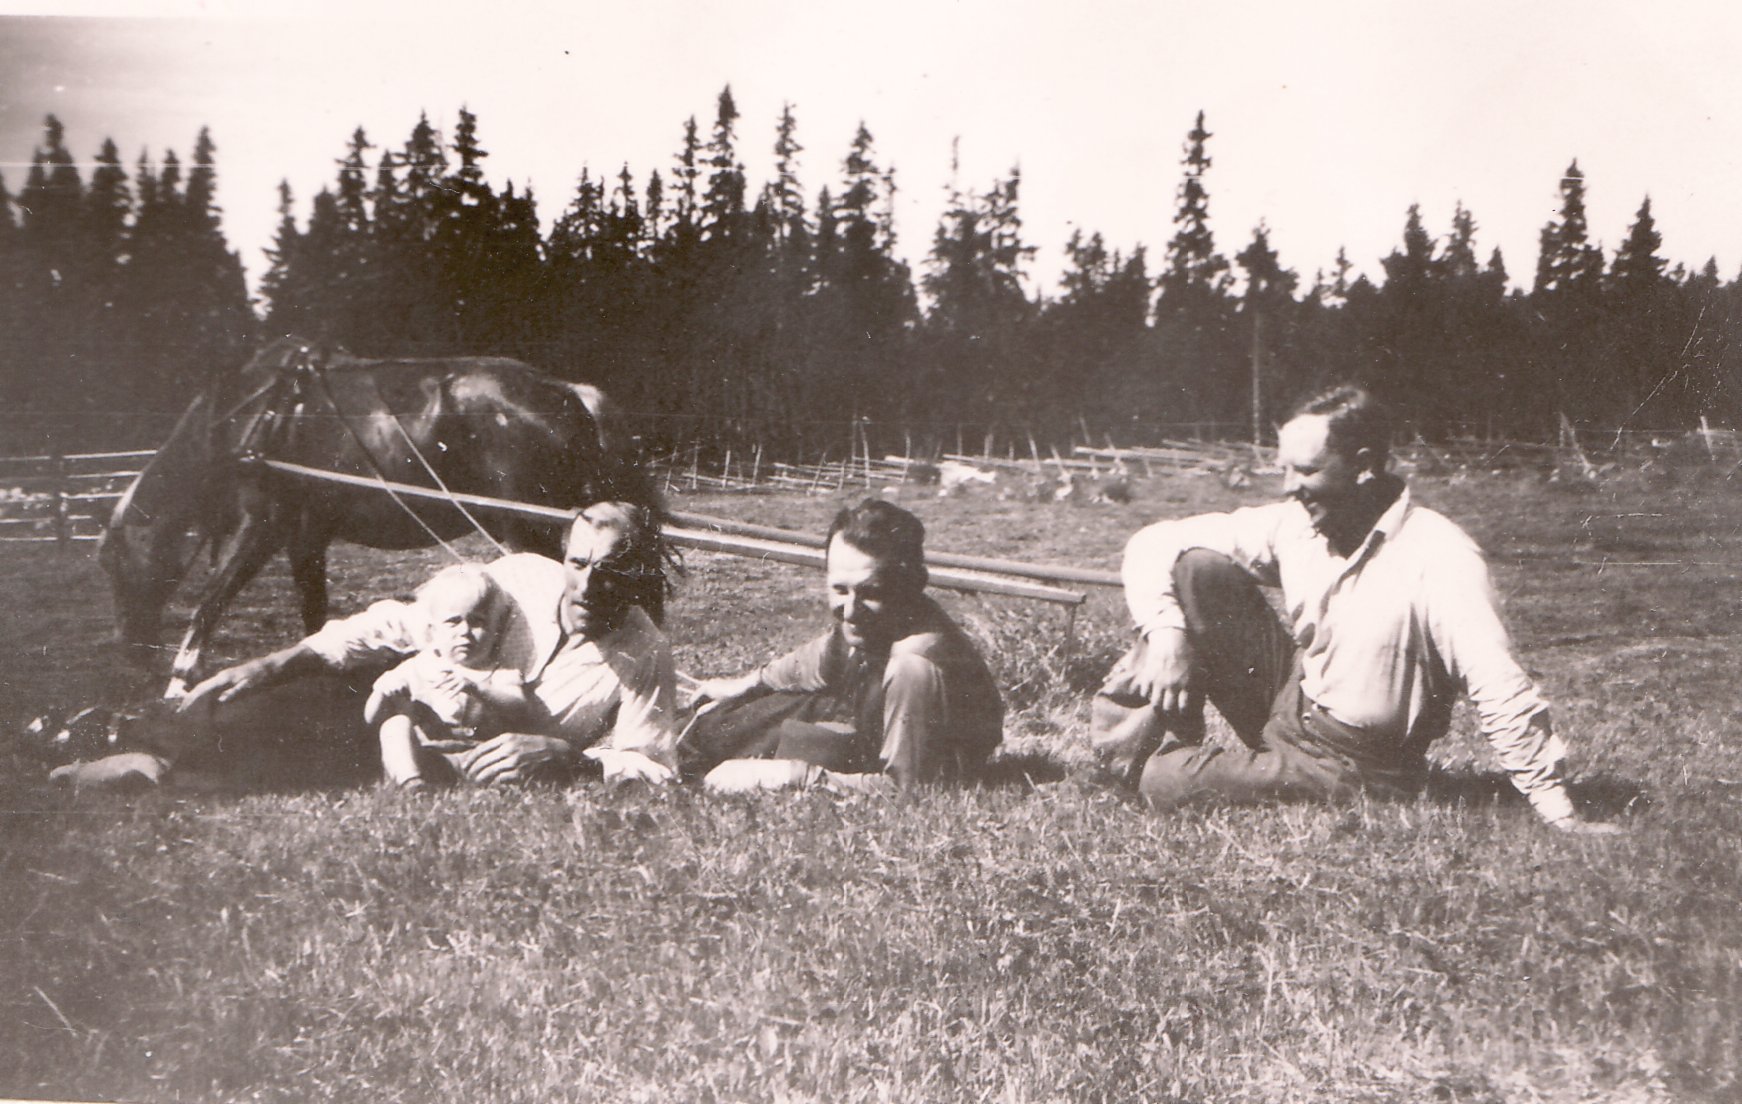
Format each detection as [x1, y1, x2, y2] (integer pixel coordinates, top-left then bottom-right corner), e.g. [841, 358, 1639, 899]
[220, 344, 508, 560]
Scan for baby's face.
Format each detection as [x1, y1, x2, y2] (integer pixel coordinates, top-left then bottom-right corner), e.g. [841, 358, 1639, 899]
[425, 586, 492, 666]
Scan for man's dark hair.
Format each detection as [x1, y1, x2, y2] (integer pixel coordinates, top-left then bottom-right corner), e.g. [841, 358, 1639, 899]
[1292, 384, 1392, 464]
[571, 500, 673, 623]
[826, 498, 928, 591]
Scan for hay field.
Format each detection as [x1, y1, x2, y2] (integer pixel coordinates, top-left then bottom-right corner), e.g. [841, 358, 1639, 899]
[0, 467, 1737, 1102]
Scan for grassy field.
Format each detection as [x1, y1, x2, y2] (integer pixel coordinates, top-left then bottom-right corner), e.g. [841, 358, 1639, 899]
[1, 465, 1738, 1102]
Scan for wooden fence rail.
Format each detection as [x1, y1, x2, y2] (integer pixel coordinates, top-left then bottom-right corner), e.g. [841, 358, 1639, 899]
[0, 448, 153, 546]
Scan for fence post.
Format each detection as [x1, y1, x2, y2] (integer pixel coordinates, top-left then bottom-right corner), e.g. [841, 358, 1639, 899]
[51, 449, 68, 553]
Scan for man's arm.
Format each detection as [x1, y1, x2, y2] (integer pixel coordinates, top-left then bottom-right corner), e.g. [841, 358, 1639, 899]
[1119, 505, 1289, 712]
[685, 669, 772, 710]
[1432, 551, 1619, 833]
[586, 625, 681, 783]
[876, 651, 953, 789]
[182, 640, 332, 708]
[181, 596, 422, 710]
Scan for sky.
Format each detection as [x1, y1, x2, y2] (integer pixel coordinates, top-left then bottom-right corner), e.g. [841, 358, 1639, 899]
[1, 0, 1739, 305]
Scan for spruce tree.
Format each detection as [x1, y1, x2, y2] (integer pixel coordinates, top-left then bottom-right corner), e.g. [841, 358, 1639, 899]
[700, 86, 746, 240]
[1529, 160, 1607, 427]
[643, 169, 665, 248]
[921, 159, 1034, 433]
[82, 139, 131, 277]
[1234, 221, 1297, 438]
[1608, 196, 1685, 423]
[770, 102, 806, 246]
[672, 116, 701, 239]
[15, 116, 86, 412]
[1152, 110, 1237, 426]
[1534, 160, 1604, 296]
[260, 179, 302, 328]
[1044, 231, 1153, 437]
[1159, 110, 1230, 301]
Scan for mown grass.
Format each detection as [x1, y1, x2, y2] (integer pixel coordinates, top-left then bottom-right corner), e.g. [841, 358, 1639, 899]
[1, 466, 1739, 1102]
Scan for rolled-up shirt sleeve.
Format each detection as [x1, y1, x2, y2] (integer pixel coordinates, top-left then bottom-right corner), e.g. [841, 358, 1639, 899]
[302, 598, 421, 669]
[1122, 505, 1289, 638]
[757, 633, 838, 694]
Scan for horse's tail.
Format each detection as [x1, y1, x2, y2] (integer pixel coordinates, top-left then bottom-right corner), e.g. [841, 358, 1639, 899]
[564, 381, 624, 458]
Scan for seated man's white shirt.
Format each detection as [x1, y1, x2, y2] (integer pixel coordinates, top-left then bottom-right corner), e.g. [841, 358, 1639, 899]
[304, 553, 677, 767]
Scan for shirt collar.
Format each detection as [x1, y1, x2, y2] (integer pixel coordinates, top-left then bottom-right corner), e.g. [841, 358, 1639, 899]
[1343, 481, 1411, 563]
[1371, 482, 1412, 541]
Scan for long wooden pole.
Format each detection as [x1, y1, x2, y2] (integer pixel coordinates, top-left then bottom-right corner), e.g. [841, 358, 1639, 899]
[667, 527, 1085, 605]
[668, 509, 1123, 590]
[253, 458, 1089, 606]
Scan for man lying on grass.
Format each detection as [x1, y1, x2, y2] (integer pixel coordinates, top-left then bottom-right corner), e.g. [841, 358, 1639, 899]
[1094, 384, 1620, 835]
[53, 502, 679, 790]
[683, 498, 1004, 794]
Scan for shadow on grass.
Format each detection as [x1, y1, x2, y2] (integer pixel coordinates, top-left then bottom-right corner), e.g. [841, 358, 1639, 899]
[978, 749, 1070, 788]
[975, 754, 1654, 823]
[1425, 767, 1649, 821]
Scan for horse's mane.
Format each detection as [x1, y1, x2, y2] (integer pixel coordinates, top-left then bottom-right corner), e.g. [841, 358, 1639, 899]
[239, 335, 366, 380]
[242, 336, 546, 382]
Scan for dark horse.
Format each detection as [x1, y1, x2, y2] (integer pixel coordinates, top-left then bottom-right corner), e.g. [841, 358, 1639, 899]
[99, 337, 665, 698]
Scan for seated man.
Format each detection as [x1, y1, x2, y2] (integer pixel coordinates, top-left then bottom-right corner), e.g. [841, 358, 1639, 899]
[685, 498, 1004, 793]
[1092, 384, 1618, 833]
[54, 502, 677, 789]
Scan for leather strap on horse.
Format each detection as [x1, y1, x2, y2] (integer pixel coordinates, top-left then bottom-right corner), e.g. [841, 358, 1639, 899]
[293, 348, 508, 560]
[359, 369, 512, 560]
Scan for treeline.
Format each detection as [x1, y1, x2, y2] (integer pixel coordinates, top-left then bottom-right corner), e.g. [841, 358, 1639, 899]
[0, 118, 255, 441]
[1, 98, 1737, 458]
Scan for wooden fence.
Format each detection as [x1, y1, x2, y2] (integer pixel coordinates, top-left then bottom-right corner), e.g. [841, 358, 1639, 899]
[10, 420, 1737, 552]
[0, 449, 153, 547]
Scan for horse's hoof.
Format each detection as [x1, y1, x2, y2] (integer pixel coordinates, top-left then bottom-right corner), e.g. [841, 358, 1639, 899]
[162, 679, 190, 704]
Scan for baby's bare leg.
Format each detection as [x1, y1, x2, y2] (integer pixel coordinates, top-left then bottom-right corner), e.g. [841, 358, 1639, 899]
[377, 715, 424, 787]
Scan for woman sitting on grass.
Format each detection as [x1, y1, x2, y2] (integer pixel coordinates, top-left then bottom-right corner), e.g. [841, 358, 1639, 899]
[364, 564, 537, 793]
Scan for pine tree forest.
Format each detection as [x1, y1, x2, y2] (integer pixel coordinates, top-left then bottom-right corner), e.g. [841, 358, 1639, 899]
[2, 100, 1738, 459]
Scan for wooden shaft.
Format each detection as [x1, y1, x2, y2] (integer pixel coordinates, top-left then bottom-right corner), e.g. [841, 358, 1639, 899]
[665, 527, 1084, 606]
[254, 459, 1090, 605]
[667, 510, 1123, 589]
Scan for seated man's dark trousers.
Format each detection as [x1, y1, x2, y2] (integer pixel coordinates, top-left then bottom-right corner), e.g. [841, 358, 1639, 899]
[1092, 549, 1425, 809]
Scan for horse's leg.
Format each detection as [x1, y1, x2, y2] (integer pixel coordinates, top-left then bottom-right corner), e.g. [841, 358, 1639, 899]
[164, 520, 285, 701]
[286, 524, 330, 635]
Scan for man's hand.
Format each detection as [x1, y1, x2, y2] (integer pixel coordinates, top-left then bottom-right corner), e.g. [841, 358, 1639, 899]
[431, 664, 482, 697]
[703, 758, 820, 794]
[582, 747, 676, 785]
[180, 643, 316, 710]
[1548, 814, 1627, 837]
[1131, 628, 1199, 717]
[683, 671, 762, 711]
[455, 732, 575, 785]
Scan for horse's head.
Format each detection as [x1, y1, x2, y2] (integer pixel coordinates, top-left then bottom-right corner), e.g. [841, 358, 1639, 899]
[99, 393, 221, 653]
[98, 488, 197, 652]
